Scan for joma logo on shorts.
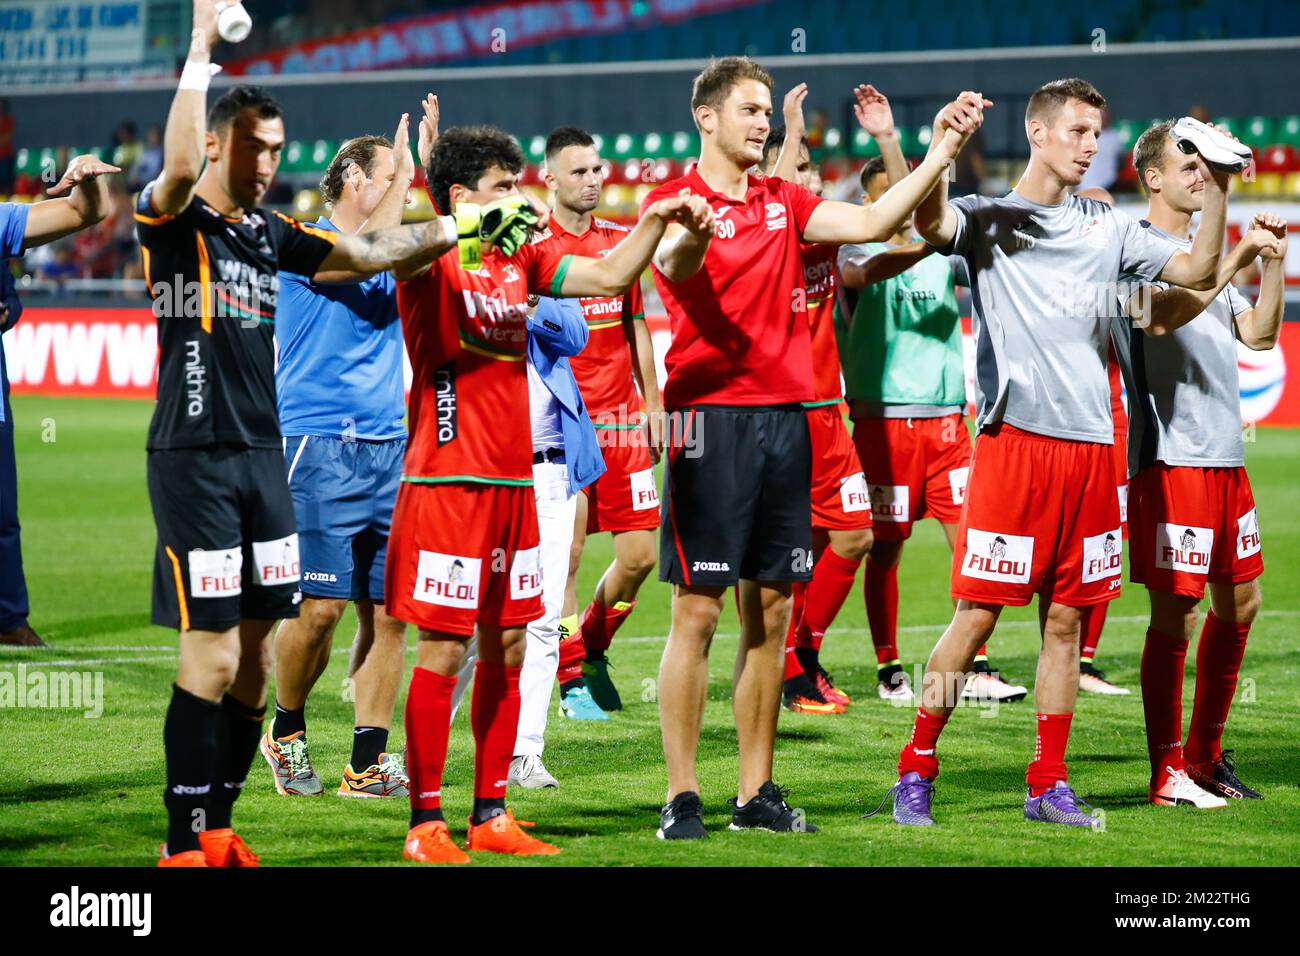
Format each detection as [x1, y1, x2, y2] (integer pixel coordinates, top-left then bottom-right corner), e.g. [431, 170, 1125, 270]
[692, 561, 730, 573]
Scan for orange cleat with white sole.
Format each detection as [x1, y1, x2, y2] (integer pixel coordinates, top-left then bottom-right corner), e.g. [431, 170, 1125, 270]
[198, 827, 261, 866]
[467, 810, 560, 856]
[157, 845, 208, 867]
[403, 820, 471, 865]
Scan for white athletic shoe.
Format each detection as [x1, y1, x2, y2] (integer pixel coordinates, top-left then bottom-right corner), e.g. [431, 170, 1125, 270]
[962, 672, 1029, 703]
[878, 672, 916, 704]
[1170, 117, 1253, 172]
[509, 754, 559, 790]
[1079, 663, 1132, 696]
[1149, 767, 1227, 808]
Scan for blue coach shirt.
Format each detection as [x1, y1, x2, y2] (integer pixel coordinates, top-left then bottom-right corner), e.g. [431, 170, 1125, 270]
[275, 216, 406, 441]
[1, 202, 31, 425]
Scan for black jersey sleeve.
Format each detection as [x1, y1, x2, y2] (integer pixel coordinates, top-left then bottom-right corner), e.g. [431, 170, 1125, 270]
[134, 180, 188, 244]
[268, 210, 338, 277]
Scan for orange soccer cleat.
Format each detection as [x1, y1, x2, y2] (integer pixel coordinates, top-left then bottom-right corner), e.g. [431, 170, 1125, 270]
[466, 810, 561, 856]
[157, 845, 208, 867]
[402, 820, 471, 865]
[198, 828, 261, 867]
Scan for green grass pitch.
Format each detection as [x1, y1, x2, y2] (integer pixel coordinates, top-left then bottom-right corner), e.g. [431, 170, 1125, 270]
[1, 395, 1296, 866]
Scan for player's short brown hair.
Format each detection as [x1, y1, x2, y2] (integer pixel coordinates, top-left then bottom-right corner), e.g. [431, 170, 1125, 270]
[1025, 78, 1106, 127]
[759, 126, 808, 173]
[427, 125, 525, 216]
[545, 126, 596, 163]
[319, 135, 393, 207]
[859, 157, 887, 192]
[691, 56, 773, 121]
[1132, 120, 1177, 195]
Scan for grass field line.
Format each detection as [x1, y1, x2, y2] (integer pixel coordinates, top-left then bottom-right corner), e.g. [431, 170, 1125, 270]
[1, 609, 1296, 667]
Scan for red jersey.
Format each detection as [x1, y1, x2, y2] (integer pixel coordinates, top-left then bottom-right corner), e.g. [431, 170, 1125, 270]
[801, 241, 842, 404]
[397, 242, 568, 485]
[533, 216, 646, 424]
[642, 169, 823, 409]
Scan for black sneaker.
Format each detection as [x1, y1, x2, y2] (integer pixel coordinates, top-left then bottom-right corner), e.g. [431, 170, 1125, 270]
[657, 791, 708, 840]
[1188, 750, 1264, 800]
[728, 781, 819, 833]
[581, 654, 623, 711]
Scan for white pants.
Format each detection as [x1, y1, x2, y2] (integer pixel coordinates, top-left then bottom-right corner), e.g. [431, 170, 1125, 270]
[448, 461, 576, 760]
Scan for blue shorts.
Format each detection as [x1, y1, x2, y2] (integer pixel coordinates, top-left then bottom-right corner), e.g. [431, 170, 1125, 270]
[283, 435, 405, 602]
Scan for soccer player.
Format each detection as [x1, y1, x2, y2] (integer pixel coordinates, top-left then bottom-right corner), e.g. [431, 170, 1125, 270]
[644, 58, 985, 839]
[510, 294, 606, 788]
[1074, 185, 1132, 696]
[389, 124, 712, 863]
[757, 91, 872, 717]
[1, 153, 120, 649]
[834, 88, 1027, 706]
[261, 106, 436, 799]
[876, 79, 1236, 829]
[1116, 120, 1285, 806]
[535, 126, 662, 719]
[145, 2, 472, 867]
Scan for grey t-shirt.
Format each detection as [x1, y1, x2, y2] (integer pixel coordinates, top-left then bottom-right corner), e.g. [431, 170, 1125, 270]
[943, 191, 1179, 443]
[1111, 221, 1251, 475]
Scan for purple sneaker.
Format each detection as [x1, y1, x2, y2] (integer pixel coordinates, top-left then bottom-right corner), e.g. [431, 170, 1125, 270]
[862, 771, 935, 826]
[1024, 780, 1101, 828]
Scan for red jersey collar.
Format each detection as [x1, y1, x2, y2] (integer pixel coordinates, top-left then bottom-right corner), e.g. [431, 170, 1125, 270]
[686, 166, 762, 205]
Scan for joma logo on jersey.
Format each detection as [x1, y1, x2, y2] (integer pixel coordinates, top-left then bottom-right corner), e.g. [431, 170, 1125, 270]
[962, 530, 1033, 584]
[414, 552, 482, 609]
[434, 362, 457, 446]
[1082, 529, 1123, 584]
[1154, 523, 1213, 574]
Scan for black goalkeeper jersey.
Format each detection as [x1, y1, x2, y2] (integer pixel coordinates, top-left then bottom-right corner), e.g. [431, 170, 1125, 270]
[135, 182, 338, 451]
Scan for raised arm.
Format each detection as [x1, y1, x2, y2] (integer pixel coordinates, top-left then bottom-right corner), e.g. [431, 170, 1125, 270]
[804, 90, 991, 245]
[771, 83, 808, 183]
[150, 0, 224, 217]
[854, 84, 909, 186]
[313, 112, 416, 284]
[565, 193, 714, 295]
[1156, 147, 1235, 291]
[22, 154, 120, 248]
[1234, 213, 1287, 350]
[913, 94, 989, 248]
[323, 217, 458, 281]
[1128, 224, 1281, 336]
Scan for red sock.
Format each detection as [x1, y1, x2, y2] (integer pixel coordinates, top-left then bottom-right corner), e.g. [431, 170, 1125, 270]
[865, 558, 900, 665]
[787, 580, 807, 647]
[1026, 713, 1073, 796]
[797, 547, 862, 651]
[557, 628, 586, 686]
[580, 597, 636, 658]
[1141, 627, 1188, 780]
[783, 644, 804, 680]
[1080, 602, 1107, 663]
[1186, 612, 1251, 765]
[470, 661, 522, 800]
[897, 708, 949, 780]
[405, 667, 456, 812]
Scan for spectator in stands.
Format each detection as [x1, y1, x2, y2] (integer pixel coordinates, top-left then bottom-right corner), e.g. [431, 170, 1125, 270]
[37, 244, 82, 285]
[0, 100, 14, 197]
[110, 122, 143, 176]
[1079, 108, 1122, 191]
[130, 125, 164, 193]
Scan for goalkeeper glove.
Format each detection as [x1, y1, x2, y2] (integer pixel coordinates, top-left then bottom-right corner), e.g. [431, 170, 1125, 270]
[454, 196, 540, 270]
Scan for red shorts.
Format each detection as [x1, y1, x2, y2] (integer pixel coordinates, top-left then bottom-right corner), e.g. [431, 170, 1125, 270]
[385, 482, 543, 636]
[584, 429, 659, 534]
[952, 424, 1122, 607]
[853, 413, 970, 541]
[808, 404, 873, 531]
[1129, 464, 1263, 598]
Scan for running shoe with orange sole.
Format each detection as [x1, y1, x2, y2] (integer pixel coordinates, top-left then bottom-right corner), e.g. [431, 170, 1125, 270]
[782, 675, 844, 715]
[466, 810, 560, 856]
[403, 820, 471, 865]
[197, 827, 261, 866]
[338, 752, 409, 798]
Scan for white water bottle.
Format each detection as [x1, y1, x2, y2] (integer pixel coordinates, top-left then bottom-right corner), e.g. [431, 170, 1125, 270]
[216, 2, 252, 43]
